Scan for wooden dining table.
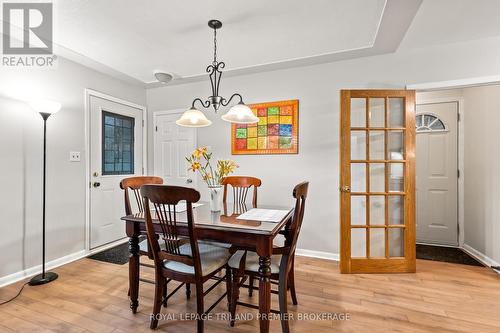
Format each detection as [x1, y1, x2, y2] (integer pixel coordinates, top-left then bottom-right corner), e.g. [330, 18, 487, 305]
[121, 202, 294, 333]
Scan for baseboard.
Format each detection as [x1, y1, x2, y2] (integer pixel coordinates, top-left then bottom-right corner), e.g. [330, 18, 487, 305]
[295, 249, 339, 261]
[462, 244, 500, 275]
[0, 238, 130, 288]
[0, 250, 87, 288]
[417, 241, 459, 248]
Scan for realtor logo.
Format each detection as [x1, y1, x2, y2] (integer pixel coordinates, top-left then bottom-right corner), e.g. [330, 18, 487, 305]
[3, 2, 53, 54]
[2, 2, 56, 67]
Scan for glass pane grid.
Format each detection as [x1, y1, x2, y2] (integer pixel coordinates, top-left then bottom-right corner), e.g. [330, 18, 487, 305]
[350, 96, 407, 259]
[102, 111, 135, 175]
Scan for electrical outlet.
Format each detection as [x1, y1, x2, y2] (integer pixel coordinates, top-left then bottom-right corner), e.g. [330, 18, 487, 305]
[69, 151, 81, 162]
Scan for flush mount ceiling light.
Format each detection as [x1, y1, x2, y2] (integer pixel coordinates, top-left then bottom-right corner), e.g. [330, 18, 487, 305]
[176, 19, 258, 127]
[154, 71, 173, 84]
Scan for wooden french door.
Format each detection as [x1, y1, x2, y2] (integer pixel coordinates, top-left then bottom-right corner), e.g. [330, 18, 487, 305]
[340, 90, 416, 273]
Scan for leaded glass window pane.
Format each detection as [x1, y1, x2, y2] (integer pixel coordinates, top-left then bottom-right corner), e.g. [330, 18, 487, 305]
[416, 113, 446, 133]
[102, 111, 134, 175]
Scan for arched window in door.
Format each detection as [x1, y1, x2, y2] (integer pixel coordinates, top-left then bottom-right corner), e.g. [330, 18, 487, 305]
[416, 113, 447, 133]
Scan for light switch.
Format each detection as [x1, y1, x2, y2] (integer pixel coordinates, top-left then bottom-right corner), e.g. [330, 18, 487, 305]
[69, 151, 81, 162]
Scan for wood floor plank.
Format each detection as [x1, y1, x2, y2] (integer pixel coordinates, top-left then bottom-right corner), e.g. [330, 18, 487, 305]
[0, 257, 499, 332]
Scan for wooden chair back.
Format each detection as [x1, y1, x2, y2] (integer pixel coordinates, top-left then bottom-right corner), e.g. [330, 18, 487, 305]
[222, 176, 262, 208]
[287, 181, 309, 256]
[120, 176, 163, 215]
[141, 185, 203, 276]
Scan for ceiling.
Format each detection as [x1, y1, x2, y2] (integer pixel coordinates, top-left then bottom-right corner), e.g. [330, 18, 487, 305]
[399, 0, 500, 50]
[7, 1, 500, 87]
[1, 0, 428, 86]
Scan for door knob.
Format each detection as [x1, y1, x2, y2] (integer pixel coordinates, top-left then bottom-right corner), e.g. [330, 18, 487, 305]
[93, 182, 101, 188]
[340, 185, 350, 193]
[186, 178, 193, 184]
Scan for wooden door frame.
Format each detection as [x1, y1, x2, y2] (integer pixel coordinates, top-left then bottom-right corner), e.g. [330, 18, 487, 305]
[152, 109, 198, 189]
[340, 89, 416, 273]
[84, 89, 147, 253]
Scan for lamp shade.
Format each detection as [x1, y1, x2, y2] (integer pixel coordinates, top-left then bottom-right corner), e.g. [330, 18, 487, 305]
[176, 107, 212, 127]
[28, 99, 62, 115]
[221, 103, 258, 124]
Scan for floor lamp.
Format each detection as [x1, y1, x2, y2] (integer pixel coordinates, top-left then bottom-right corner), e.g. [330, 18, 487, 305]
[28, 100, 61, 286]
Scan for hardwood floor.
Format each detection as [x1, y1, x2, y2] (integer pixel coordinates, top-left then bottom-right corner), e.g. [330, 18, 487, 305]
[0, 257, 499, 332]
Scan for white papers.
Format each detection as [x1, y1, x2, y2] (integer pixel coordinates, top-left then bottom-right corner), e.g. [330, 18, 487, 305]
[236, 208, 290, 223]
[152, 203, 203, 213]
[174, 202, 203, 212]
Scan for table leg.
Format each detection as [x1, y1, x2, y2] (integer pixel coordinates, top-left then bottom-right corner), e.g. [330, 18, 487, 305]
[129, 234, 140, 313]
[258, 256, 272, 333]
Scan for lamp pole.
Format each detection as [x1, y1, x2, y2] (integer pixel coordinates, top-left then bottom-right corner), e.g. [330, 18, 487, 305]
[29, 112, 58, 286]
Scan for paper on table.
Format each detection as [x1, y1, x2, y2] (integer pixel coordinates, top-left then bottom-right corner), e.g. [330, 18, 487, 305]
[236, 208, 290, 223]
[151, 203, 203, 213]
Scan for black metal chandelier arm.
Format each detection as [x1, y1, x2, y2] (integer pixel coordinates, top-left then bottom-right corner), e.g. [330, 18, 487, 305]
[215, 62, 225, 96]
[206, 62, 225, 97]
[220, 93, 244, 107]
[191, 98, 211, 109]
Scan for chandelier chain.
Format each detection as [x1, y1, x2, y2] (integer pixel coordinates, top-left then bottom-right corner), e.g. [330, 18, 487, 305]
[213, 27, 217, 64]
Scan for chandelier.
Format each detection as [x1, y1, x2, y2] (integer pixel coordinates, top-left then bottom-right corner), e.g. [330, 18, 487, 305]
[176, 20, 258, 127]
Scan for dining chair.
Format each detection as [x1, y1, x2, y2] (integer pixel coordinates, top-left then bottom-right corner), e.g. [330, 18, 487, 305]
[120, 176, 193, 300]
[141, 185, 232, 331]
[222, 176, 262, 294]
[120, 176, 187, 298]
[120, 176, 163, 260]
[222, 176, 262, 208]
[226, 181, 309, 333]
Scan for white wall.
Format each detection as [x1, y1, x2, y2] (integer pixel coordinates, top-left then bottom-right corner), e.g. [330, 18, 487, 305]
[0, 57, 146, 282]
[462, 85, 500, 264]
[147, 36, 500, 257]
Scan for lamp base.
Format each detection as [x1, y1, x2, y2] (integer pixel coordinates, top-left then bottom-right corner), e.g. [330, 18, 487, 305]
[28, 272, 58, 286]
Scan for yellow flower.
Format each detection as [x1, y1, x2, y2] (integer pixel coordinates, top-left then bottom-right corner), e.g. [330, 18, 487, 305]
[192, 150, 202, 159]
[217, 159, 238, 177]
[192, 146, 208, 159]
[189, 162, 201, 172]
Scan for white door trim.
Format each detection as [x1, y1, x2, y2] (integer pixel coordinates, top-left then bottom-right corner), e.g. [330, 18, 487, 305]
[152, 108, 198, 176]
[84, 89, 147, 252]
[415, 96, 464, 247]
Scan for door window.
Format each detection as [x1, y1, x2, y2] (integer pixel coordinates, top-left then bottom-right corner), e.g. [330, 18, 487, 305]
[102, 111, 135, 175]
[416, 113, 446, 132]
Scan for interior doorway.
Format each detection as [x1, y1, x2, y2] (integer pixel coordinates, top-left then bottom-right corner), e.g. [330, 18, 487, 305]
[409, 79, 500, 271]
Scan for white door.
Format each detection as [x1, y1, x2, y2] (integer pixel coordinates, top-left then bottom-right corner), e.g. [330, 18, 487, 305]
[416, 102, 458, 245]
[154, 112, 197, 187]
[90, 95, 144, 249]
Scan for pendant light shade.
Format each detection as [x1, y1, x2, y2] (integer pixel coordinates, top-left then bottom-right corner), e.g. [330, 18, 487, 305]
[176, 107, 212, 127]
[221, 103, 259, 124]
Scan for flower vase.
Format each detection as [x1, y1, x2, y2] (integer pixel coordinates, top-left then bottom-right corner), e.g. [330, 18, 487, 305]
[208, 185, 223, 212]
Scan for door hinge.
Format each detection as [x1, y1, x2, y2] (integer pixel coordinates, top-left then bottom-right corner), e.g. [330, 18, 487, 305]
[142, 119, 145, 127]
[457, 169, 460, 178]
[155, 125, 158, 132]
[142, 167, 144, 175]
[457, 113, 461, 122]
